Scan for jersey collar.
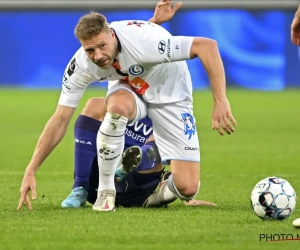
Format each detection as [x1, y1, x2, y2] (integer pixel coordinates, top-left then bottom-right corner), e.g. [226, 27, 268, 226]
[111, 28, 122, 60]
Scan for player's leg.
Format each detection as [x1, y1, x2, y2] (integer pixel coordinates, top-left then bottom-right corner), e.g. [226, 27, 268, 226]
[61, 98, 106, 208]
[165, 160, 199, 199]
[93, 82, 147, 212]
[115, 163, 166, 207]
[86, 153, 166, 208]
[115, 134, 161, 181]
[143, 101, 201, 207]
[89, 160, 212, 208]
[86, 157, 99, 205]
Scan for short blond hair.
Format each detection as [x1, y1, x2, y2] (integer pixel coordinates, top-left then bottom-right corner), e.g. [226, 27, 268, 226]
[74, 12, 110, 40]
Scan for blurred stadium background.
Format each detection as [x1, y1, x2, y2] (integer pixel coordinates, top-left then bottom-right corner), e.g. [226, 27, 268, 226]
[1, 2, 300, 249]
[1, 0, 300, 90]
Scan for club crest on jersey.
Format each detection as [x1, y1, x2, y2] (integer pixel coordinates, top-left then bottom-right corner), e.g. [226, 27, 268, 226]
[129, 64, 144, 76]
[181, 113, 196, 140]
[158, 40, 166, 54]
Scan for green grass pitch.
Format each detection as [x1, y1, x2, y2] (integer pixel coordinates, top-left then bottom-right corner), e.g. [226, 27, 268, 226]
[0, 88, 300, 250]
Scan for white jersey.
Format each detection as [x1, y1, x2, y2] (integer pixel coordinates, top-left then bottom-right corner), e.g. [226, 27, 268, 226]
[58, 20, 194, 107]
[58, 48, 124, 107]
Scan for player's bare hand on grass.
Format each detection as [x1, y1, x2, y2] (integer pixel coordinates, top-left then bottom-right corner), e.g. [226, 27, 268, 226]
[291, 16, 300, 46]
[212, 98, 237, 136]
[151, 0, 182, 25]
[17, 171, 37, 210]
[183, 199, 216, 206]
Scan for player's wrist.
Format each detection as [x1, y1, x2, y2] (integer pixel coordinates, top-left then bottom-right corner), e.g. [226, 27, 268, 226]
[213, 95, 228, 104]
[25, 163, 39, 175]
[25, 169, 35, 177]
[148, 17, 162, 25]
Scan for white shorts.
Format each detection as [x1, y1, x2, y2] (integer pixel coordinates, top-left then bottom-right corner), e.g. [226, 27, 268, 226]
[107, 81, 200, 162]
[106, 80, 147, 126]
[148, 101, 200, 163]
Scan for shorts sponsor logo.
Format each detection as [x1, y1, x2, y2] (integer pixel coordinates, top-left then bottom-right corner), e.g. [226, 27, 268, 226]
[125, 129, 146, 144]
[127, 121, 153, 136]
[125, 120, 153, 143]
[184, 147, 199, 151]
[129, 64, 144, 76]
[181, 113, 196, 140]
[158, 40, 166, 54]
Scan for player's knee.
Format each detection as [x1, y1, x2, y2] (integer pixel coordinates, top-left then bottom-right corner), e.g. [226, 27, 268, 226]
[168, 175, 200, 200]
[106, 102, 134, 120]
[81, 97, 106, 121]
[176, 182, 199, 198]
[106, 90, 136, 120]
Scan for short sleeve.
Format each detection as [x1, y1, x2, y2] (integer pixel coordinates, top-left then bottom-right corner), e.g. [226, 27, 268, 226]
[58, 56, 95, 107]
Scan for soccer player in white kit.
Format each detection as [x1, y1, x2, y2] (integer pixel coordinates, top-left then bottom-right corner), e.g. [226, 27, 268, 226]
[20, 9, 237, 211]
[72, 15, 236, 211]
[17, 0, 185, 211]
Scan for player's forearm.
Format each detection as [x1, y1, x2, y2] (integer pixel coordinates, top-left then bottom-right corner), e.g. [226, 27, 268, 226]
[190, 38, 227, 102]
[26, 116, 69, 174]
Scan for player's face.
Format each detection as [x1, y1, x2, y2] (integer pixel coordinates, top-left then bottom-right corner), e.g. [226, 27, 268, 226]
[81, 29, 117, 69]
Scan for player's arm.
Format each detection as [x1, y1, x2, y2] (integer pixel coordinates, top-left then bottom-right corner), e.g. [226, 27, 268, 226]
[137, 31, 237, 135]
[17, 54, 93, 211]
[24, 57, 91, 175]
[148, 0, 182, 25]
[25, 105, 75, 175]
[17, 104, 76, 211]
[189, 38, 237, 135]
[189, 38, 226, 102]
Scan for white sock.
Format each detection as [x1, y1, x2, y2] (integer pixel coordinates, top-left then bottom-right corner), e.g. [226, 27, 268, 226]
[161, 183, 177, 201]
[97, 112, 128, 192]
[165, 174, 200, 201]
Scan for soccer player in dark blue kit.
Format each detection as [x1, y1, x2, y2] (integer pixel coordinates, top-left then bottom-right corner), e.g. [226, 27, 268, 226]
[61, 97, 166, 208]
[61, 97, 215, 208]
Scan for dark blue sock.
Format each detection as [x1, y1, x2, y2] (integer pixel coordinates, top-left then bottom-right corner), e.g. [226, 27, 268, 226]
[135, 141, 161, 171]
[73, 115, 101, 191]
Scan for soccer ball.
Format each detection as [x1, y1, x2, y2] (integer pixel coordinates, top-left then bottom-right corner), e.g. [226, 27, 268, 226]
[250, 177, 296, 220]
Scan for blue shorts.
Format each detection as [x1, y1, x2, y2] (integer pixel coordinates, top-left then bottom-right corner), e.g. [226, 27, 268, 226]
[87, 162, 164, 207]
